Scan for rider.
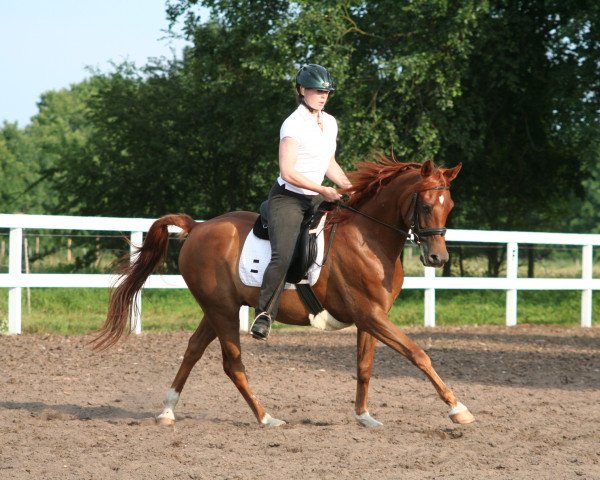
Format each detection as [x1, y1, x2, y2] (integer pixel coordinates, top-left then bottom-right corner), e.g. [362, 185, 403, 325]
[250, 64, 353, 340]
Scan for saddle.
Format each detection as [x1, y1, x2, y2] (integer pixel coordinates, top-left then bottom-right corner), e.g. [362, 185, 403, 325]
[252, 200, 335, 284]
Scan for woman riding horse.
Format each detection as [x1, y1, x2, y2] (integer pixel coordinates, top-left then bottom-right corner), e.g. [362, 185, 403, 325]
[251, 63, 352, 340]
[92, 153, 474, 428]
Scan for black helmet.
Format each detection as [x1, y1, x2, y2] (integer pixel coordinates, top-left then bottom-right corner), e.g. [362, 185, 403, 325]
[296, 64, 335, 91]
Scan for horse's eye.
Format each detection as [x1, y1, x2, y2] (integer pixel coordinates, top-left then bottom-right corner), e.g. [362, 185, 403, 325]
[422, 205, 432, 215]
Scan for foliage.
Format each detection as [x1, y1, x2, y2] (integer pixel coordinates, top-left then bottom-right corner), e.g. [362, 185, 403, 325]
[0, 122, 42, 213]
[27, 81, 98, 214]
[42, 1, 486, 219]
[2, 0, 599, 275]
[573, 144, 600, 233]
[443, 0, 600, 234]
[52, 56, 288, 218]
[1, 81, 97, 214]
[54, 61, 208, 217]
[166, 0, 485, 166]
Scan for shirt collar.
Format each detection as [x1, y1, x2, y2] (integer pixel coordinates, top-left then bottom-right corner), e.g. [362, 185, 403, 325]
[298, 104, 324, 124]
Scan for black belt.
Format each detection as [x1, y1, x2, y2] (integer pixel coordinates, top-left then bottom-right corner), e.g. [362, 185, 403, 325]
[273, 182, 315, 201]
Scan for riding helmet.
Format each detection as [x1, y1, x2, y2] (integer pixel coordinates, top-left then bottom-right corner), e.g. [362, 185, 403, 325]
[296, 64, 335, 91]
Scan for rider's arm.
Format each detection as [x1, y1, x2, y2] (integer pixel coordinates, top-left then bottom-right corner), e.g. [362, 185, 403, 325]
[279, 137, 340, 201]
[325, 156, 352, 190]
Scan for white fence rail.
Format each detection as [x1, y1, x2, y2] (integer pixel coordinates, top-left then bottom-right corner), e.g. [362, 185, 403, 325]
[1, 213, 599, 335]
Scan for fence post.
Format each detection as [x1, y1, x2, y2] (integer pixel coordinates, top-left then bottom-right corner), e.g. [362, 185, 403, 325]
[506, 242, 518, 326]
[130, 231, 143, 334]
[424, 266, 436, 327]
[8, 228, 23, 334]
[581, 245, 593, 328]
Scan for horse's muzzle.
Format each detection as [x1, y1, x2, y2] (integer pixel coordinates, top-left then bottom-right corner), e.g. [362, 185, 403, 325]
[420, 253, 448, 268]
[419, 243, 449, 268]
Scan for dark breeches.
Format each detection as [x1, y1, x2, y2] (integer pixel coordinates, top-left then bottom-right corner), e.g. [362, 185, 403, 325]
[257, 183, 320, 317]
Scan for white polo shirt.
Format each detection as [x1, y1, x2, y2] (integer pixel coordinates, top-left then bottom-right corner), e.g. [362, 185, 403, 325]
[277, 105, 338, 195]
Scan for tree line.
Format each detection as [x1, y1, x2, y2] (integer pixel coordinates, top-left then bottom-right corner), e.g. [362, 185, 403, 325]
[1, 0, 599, 270]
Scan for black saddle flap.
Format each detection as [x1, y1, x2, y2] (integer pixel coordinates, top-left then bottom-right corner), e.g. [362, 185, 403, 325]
[286, 228, 318, 284]
[252, 201, 270, 240]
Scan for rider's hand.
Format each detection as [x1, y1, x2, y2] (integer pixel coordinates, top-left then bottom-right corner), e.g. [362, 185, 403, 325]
[321, 186, 342, 202]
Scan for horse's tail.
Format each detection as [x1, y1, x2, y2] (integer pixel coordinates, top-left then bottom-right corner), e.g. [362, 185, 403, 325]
[91, 214, 197, 350]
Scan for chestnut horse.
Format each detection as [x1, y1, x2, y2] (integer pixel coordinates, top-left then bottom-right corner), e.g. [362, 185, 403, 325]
[93, 157, 474, 428]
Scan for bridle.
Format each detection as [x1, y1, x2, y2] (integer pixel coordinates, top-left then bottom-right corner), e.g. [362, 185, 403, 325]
[338, 185, 450, 245]
[408, 185, 450, 244]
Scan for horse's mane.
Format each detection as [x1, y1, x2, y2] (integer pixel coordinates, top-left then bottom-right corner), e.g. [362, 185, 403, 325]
[340, 154, 421, 208]
[332, 154, 443, 224]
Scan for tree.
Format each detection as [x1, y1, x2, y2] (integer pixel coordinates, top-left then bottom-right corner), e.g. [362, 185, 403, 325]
[573, 144, 600, 233]
[441, 0, 600, 232]
[52, 62, 198, 217]
[166, 0, 485, 166]
[55, 55, 286, 219]
[41, 0, 599, 256]
[27, 80, 98, 214]
[434, 0, 600, 274]
[0, 122, 43, 213]
[65, 0, 481, 219]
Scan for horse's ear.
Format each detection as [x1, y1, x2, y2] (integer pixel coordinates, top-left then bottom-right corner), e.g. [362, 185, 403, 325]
[443, 163, 462, 183]
[420, 160, 434, 178]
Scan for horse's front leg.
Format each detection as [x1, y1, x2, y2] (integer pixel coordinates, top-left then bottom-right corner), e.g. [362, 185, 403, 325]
[361, 309, 474, 425]
[355, 329, 383, 428]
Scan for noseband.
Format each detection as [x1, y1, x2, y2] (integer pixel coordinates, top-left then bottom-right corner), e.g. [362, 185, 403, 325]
[339, 185, 450, 245]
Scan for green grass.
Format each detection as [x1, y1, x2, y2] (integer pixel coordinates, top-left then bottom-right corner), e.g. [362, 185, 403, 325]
[390, 289, 599, 327]
[0, 288, 202, 335]
[1, 287, 598, 335]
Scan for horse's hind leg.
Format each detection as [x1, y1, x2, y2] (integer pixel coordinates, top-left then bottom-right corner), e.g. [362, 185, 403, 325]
[156, 317, 217, 425]
[354, 330, 383, 428]
[217, 322, 285, 427]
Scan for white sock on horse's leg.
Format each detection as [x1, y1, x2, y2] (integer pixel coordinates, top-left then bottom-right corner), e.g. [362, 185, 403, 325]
[309, 310, 352, 331]
[355, 411, 383, 428]
[448, 402, 475, 424]
[156, 388, 180, 424]
[260, 413, 286, 427]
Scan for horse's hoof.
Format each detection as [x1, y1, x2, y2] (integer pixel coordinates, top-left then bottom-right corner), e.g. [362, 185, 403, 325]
[260, 413, 286, 427]
[448, 402, 475, 424]
[156, 415, 176, 426]
[355, 411, 384, 428]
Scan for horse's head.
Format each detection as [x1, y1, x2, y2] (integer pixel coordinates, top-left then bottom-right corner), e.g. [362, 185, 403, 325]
[339, 156, 461, 268]
[409, 160, 461, 267]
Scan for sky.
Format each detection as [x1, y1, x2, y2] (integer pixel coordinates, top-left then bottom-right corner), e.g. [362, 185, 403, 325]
[0, 1, 196, 127]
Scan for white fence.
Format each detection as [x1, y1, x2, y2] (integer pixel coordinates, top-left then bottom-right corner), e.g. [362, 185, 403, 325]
[1, 213, 599, 335]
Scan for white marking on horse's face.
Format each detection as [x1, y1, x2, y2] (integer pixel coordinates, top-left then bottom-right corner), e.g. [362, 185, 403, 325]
[439, 194, 445, 205]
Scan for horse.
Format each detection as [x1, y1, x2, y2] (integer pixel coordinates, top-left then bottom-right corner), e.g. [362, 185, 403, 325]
[92, 156, 474, 428]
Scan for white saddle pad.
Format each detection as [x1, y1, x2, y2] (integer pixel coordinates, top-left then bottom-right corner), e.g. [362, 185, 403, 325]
[239, 217, 326, 289]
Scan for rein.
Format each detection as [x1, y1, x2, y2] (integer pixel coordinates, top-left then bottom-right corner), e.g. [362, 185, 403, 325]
[338, 185, 450, 244]
[338, 203, 411, 238]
